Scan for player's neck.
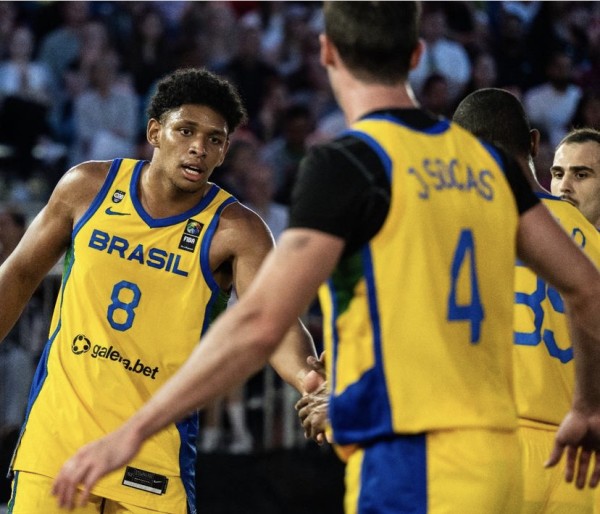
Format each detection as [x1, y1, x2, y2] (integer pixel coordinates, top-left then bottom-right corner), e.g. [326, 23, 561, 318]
[338, 78, 419, 125]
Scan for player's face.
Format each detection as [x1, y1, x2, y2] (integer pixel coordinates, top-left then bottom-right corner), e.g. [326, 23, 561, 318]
[149, 104, 230, 193]
[551, 141, 600, 229]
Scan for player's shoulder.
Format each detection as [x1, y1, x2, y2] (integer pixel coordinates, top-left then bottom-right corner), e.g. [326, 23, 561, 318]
[216, 200, 275, 251]
[50, 160, 114, 217]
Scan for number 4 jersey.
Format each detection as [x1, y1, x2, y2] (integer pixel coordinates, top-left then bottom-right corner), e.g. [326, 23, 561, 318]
[298, 111, 539, 446]
[12, 158, 236, 512]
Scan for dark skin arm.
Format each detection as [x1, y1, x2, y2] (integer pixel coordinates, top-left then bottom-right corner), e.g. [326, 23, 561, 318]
[0, 161, 110, 344]
[209, 202, 319, 394]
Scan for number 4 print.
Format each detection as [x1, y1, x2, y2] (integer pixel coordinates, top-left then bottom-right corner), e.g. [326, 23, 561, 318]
[447, 229, 484, 344]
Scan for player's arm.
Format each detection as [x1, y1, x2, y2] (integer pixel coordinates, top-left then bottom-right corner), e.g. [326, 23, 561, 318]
[218, 202, 320, 393]
[0, 162, 107, 343]
[52, 226, 343, 509]
[516, 202, 600, 488]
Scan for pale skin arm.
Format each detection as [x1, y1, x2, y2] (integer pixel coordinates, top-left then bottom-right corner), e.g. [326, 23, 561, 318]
[517, 203, 600, 488]
[52, 229, 344, 508]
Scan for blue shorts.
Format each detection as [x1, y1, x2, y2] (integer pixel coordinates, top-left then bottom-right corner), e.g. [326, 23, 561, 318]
[344, 429, 522, 514]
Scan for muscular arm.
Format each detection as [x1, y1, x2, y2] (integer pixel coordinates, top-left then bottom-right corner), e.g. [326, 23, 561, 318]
[0, 162, 108, 343]
[52, 228, 344, 507]
[215, 203, 318, 393]
[517, 203, 600, 487]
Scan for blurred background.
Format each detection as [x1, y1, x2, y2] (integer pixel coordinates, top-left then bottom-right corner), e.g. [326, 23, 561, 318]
[1, 1, 599, 512]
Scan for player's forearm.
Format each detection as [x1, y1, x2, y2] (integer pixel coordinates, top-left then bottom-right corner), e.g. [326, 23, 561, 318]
[268, 320, 317, 393]
[128, 299, 287, 440]
[0, 263, 41, 342]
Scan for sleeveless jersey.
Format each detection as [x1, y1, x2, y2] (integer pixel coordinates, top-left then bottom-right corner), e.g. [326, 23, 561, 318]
[318, 115, 521, 446]
[514, 193, 600, 427]
[13, 159, 235, 512]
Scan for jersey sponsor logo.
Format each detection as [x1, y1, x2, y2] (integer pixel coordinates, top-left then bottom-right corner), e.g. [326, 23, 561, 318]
[112, 189, 126, 203]
[105, 207, 131, 216]
[88, 229, 189, 277]
[179, 219, 203, 252]
[71, 333, 160, 379]
[71, 334, 91, 354]
[407, 158, 495, 201]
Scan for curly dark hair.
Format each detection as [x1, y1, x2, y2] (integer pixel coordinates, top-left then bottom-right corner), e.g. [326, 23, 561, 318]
[147, 68, 248, 134]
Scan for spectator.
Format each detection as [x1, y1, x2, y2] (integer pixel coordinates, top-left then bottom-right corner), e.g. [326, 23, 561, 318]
[409, 5, 471, 103]
[70, 50, 138, 166]
[0, 207, 43, 435]
[489, 8, 535, 92]
[570, 89, 600, 131]
[0, 25, 54, 181]
[420, 73, 453, 118]
[123, 7, 173, 100]
[260, 102, 314, 205]
[37, 1, 90, 90]
[215, 17, 280, 135]
[524, 49, 582, 148]
[460, 51, 499, 101]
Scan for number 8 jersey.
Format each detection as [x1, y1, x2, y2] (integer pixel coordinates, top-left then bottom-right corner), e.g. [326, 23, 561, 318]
[12, 158, 235, 512]
[314, 113, 534, 446]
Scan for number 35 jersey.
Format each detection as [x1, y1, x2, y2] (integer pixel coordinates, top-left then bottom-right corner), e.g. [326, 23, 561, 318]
[316, 114, 531, 446]
[514, 193, 600, 427]
[13, 158, 235, 511]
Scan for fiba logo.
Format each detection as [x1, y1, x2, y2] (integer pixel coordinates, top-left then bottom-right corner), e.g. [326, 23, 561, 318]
[72, 334, 91, 355]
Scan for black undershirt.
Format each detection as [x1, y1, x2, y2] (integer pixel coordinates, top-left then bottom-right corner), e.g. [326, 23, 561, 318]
[289, 108, 539, 256]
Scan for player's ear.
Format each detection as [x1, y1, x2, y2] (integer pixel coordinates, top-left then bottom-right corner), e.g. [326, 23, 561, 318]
[147, 118, 160, 148]
[319, 33, 335, 68]
[216, 138, 231, 167]
[409, 39, 425, 71]
[530, 128, 540, 159]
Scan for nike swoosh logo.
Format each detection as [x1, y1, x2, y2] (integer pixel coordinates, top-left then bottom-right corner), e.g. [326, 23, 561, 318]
[105, 207, 131, 216]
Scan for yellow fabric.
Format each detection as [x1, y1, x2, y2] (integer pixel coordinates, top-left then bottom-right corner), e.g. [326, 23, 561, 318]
[518, 426, 594, 513]
[319, 118, 520, 444]
[514, 196, 600, 426]
[9, 471, 185, 513]
[13, 159, 233, 511]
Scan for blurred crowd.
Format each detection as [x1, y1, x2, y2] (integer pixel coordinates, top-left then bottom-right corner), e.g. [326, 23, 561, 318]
[1, 0, 600, 453]
[0, 0, 598, 206]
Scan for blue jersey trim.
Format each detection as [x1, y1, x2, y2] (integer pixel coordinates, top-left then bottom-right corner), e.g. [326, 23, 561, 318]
[176, 414, 199, 514]
[536, 191, 560, 201]
[359, 112, 451, 135]
[343, 130, 393, 181]
[130, 163, 221, 228]
[199, 196, 237, 335]
[328, 246, 394, 445]
[73, 158, 122, 237]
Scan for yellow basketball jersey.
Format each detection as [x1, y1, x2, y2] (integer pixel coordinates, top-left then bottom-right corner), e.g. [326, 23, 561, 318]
[13, 159, 235, 511]
[514, 194, 600, 427]
[318, 115, 522, 445]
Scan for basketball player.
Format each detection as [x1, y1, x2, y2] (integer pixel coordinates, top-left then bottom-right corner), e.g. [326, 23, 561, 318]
[453, 88, 600, 514]
[551, 128, 600, 232]
[54, 4, 600, 513]
[1, 67, 319, 513]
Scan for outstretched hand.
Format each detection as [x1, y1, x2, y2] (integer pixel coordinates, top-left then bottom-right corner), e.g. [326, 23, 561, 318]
[296, 352, 330, 445]
[545, 410, 600, 489]
[52, 425, 142, 509]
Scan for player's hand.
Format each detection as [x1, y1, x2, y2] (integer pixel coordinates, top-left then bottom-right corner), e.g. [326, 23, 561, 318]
[296, 352, 330, 444]
[545, 410, 600, 489]
[52, 425, 142, 509]
[296, 379, 330, 444]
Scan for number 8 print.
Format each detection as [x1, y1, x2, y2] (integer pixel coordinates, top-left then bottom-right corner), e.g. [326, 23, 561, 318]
[107, 280, 142, 331]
